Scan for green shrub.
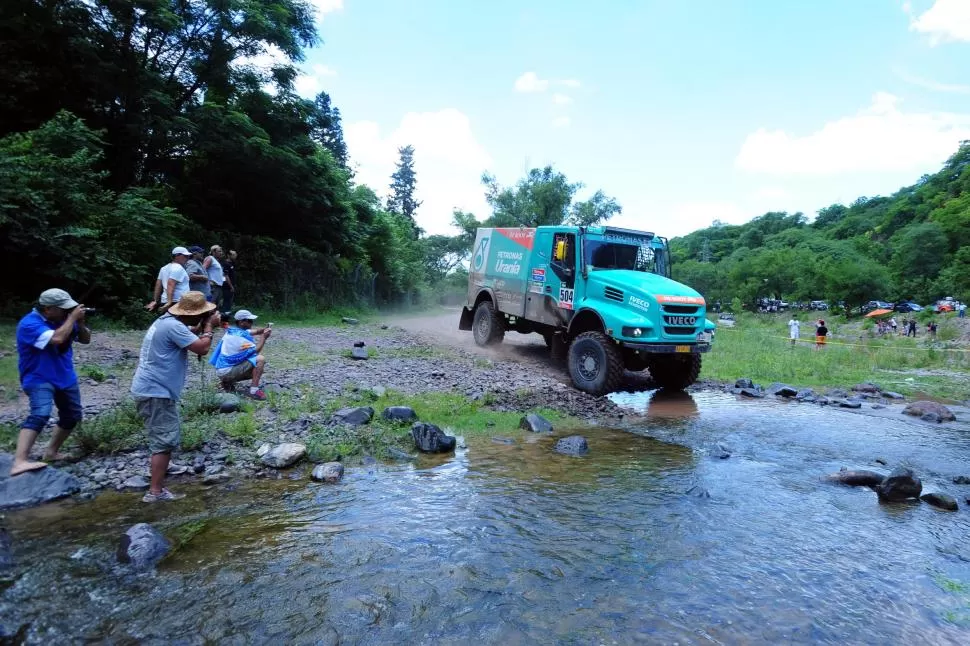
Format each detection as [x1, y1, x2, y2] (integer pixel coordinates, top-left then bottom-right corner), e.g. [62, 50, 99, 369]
[73, 400, 145, 454]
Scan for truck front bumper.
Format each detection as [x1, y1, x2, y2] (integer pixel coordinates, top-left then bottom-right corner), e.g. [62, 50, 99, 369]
[621, 342, 712, 354]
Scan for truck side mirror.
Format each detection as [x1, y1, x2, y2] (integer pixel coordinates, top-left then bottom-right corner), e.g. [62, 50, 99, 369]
[554, 240, 566, 262]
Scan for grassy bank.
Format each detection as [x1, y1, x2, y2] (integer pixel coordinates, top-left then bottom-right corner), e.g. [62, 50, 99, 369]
[705, 313, 970, 400]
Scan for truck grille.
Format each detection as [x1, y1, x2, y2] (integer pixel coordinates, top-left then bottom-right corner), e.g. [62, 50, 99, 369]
[604, 286, 624, 302]
[662, 304, 700, 314]
[664, 326, 696, 336]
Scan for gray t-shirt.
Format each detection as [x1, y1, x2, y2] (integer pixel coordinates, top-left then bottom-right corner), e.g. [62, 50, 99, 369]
[185, 258, 210, 297]
[130, 315, 198, 400]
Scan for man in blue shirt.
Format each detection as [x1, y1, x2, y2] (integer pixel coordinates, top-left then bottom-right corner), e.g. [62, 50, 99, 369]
[210, 309, 272, 401]
[11, 289, 91, 476]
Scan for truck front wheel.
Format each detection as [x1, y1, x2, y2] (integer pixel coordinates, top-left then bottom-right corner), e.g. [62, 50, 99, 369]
[648, 354, 701, 390]
[472, 301, 505, 346]
[567, 331, 624, 395]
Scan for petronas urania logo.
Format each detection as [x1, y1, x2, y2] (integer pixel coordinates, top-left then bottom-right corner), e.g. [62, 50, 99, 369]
[473, 237, 489, 271]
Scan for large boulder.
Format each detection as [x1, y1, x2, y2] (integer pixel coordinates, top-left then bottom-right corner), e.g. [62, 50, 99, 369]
[766, 383, 798, 398]
[519, 413, 553, 433]
[823, 469, 885, 488]
[852, 383, 881, 394]
[0, 454, 81, 510]
[554, 435, 589, 456]
[332, 406, 374, 426]
[117, 523, 170, 569]
[921, 492, 958, 511]
[902, 401, 955, 422]
[382, 406, 418, 423]
[260, 443, 307, 468]
[311, 462, 344, 483]
[350, 346, 369, 360]
[411, 423, 456, 453]
[876, 467, 922, 501]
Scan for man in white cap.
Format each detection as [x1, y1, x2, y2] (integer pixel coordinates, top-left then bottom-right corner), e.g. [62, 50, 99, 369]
[131, 291, 220, 502]
[11, 289, 91, 476]
[209, 309, 272, 401]
[145, 246, 192, 313]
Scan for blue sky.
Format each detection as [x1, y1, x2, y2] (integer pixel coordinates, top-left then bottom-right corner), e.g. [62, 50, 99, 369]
[294, 0, 970, 237]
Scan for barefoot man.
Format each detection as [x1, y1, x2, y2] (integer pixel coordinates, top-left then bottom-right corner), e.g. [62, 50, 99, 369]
[11, 289, 91, 476]
[131, 292, 220, 502]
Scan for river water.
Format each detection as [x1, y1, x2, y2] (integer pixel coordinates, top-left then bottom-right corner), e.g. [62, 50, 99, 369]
[4, 391, 970, 644]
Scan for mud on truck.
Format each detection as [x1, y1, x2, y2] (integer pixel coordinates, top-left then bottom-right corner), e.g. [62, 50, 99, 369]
[458, 226, 716, 395]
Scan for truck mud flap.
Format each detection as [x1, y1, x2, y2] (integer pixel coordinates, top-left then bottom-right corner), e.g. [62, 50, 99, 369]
[458, 307, 474, 331]
[622, 342, 711, 354]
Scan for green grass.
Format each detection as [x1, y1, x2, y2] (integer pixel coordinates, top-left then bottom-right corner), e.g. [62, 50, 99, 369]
[707, 313, 970, 399]
[71, 399, 145, 454]
[259, 305, 378, 328]
[80, 364, 108, 383]
[0, 422, 17, 451]
[0, 323, 18, 402]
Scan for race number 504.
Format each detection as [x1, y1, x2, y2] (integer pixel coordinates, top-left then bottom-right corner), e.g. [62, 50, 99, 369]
[559, 287, 575, 309]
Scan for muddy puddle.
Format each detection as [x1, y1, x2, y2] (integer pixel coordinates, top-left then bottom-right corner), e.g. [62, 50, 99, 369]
[4, 391, 970, 643]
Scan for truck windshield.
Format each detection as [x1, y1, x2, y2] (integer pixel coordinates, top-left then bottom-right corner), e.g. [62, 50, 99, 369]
[584, 240, 667, 276]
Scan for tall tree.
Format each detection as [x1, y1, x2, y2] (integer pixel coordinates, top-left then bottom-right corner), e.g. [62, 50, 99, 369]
[567, 189, 622, 226]
[308, 91, 348, 167]
[387, 144, 421, 235]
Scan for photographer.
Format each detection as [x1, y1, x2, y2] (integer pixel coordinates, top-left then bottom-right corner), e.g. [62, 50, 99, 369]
[130, 292, 220, 502]
[11, 289, 91, 476]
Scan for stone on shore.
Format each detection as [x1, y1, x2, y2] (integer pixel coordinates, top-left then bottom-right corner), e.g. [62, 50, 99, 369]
[766, 383, 798, 397]
[382, 406, 418, 423]
[260, 443, 307, 468]
[332, 406, 374, 426]
[121, 475, 150, 490]
[216, 393, 242, 413]
[519, 413, 553, 433]
[311, 462, 344, 483]
[735, 378, 754, 389]
[117, 523, 170, 569]
[823, 469, 885, 488]
[876, 467, 922, 501]
[920, 492, 958, 511]
[411, 422, 456, 453]
[739, 387, 764, 398]
[851, 383, 881, 394]
[350, 346, 369, 360]
[902, 401, 955, 422]
[341, 317, 359, 325]
[0, 453, 81, 510]
[554, 435, 589, 456]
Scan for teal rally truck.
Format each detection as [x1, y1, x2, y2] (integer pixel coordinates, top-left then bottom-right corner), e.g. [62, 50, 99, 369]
[458, 225, 716, 395]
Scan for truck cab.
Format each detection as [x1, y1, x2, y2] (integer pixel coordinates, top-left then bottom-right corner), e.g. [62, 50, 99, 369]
[459, 225, 715, 395]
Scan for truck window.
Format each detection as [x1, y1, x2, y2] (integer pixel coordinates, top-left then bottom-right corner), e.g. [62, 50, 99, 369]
[551, 233, 576, 282]
[585, 240, 658, 273]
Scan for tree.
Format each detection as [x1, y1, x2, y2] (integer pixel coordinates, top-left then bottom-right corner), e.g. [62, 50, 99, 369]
[308, 91, 348, 167]
[567, 190, 622, 226]
[387, 145, 422, 235]
[482, 166, 580, 227]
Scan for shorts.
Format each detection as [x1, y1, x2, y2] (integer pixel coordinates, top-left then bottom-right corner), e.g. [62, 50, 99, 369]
[218, 361, 255, 384]
[816, 336, 827, 345]
[135, 397, 180, 454]
[22, 382, 83, 432]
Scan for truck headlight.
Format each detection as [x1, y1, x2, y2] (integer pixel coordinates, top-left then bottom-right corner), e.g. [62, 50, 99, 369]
[621, 326, 644, 338]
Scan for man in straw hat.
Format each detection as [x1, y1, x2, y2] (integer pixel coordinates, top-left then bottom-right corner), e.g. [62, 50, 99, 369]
[10, 288, 91, 476]
[131, 291, 220, 502]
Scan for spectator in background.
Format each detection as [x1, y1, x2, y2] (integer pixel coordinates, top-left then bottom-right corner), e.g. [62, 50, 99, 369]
[145, 247, 192, 313]
[185, 246, 210, 301]
[204, 245, 225, 307]
[890, 317, 898, 335]
[222, 250, 237, 317]
[815, 319, 828, 351]
[960, 303, 967, 319]
[908, 318, 917, 337]
[787, 314, 800, 347]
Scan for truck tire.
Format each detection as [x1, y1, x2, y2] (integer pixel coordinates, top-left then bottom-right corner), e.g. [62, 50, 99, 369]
[472, 301, 505, 346]
[567, 331, 624, 396]
[648, 354, 701, 391]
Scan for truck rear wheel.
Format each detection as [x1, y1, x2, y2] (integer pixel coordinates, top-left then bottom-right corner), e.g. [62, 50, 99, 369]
[648, 354, 701, 390]
[472, 301, 505, 346]
[567, 331, 624, 395]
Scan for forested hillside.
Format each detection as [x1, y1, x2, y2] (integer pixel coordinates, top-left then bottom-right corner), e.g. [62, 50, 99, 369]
[670, 143, 970, 312]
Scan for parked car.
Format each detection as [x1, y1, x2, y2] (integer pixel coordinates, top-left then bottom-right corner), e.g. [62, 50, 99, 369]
[810, 300, 828, 311]
[864, 300, 894, 312]
[894, 301, 923, 313]
[717, 313, 736, 328]
[935, 298, 959, 313]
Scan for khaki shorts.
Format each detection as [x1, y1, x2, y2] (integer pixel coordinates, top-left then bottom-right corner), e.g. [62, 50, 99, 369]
[135, 397, 180, 454]
[218, 361, 255, 384]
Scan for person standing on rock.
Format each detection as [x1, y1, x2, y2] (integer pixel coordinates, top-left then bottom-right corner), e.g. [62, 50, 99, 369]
[11, 289, 91, 476]
[145, 247, 192, 313]
[209, 309, 272, 401]
[131, 292, 220, 502]
[787, 315, 800, 347]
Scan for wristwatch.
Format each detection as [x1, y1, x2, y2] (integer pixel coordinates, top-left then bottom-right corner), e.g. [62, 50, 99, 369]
[200, 331, 214, 339]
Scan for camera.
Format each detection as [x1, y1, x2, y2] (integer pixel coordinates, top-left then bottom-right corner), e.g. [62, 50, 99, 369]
[82, 307, 97, 314]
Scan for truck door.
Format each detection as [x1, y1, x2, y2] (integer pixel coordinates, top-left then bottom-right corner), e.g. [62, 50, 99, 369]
[550, 232, 577, 312]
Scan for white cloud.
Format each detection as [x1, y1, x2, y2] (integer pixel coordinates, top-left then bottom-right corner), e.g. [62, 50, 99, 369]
[551, 116, 571, 128]
[894, 68, 970, 94]
[735, 92, 970, 175]
[309, 0, 344, 19]
[293, 64, 337, 98]
[552, 93, 573, 105]
[911, 0, 970, 44]
[514, 72, 549, 93]
[345, 109, 493, 234]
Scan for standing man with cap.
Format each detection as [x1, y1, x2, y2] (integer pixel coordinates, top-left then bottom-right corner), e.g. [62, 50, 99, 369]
[145, 247, 192, 313]
[209, 309, 272, 400]
[185, 246, 211, 301]
[11, 289, 91, 476]
[131, 292, 220, 502]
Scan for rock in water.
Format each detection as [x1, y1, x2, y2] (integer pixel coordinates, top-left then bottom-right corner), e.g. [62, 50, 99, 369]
[216, 393, 241, 413]
[117, 523, 170, 569]
[920, 492, 958, 511]
[766, 383, 798, 397]
[838, 400, 862, 409]
[554, 435, 589, 456]
[351, 346, 368, 360]
[953, 475, 970, 485]
[795, 388, 817, 402]
[0, 453, 81, 510]
[332, 407, 374, 426]
[823, 470, 885, 488]
[739, 387, 764, 398]
[519, 413, 553, 433]
[411, 423, 456, 453]
[311, 462, 345, 483]
[735, 378, 754, 389]
[382, 406, 418, 423]
[902, 401, 955, 422]
[876, 467, 922, 501]
[260, 443, 307, 468]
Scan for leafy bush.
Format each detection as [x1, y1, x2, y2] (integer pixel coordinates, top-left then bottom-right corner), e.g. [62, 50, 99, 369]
[72, 400, 145, 454]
